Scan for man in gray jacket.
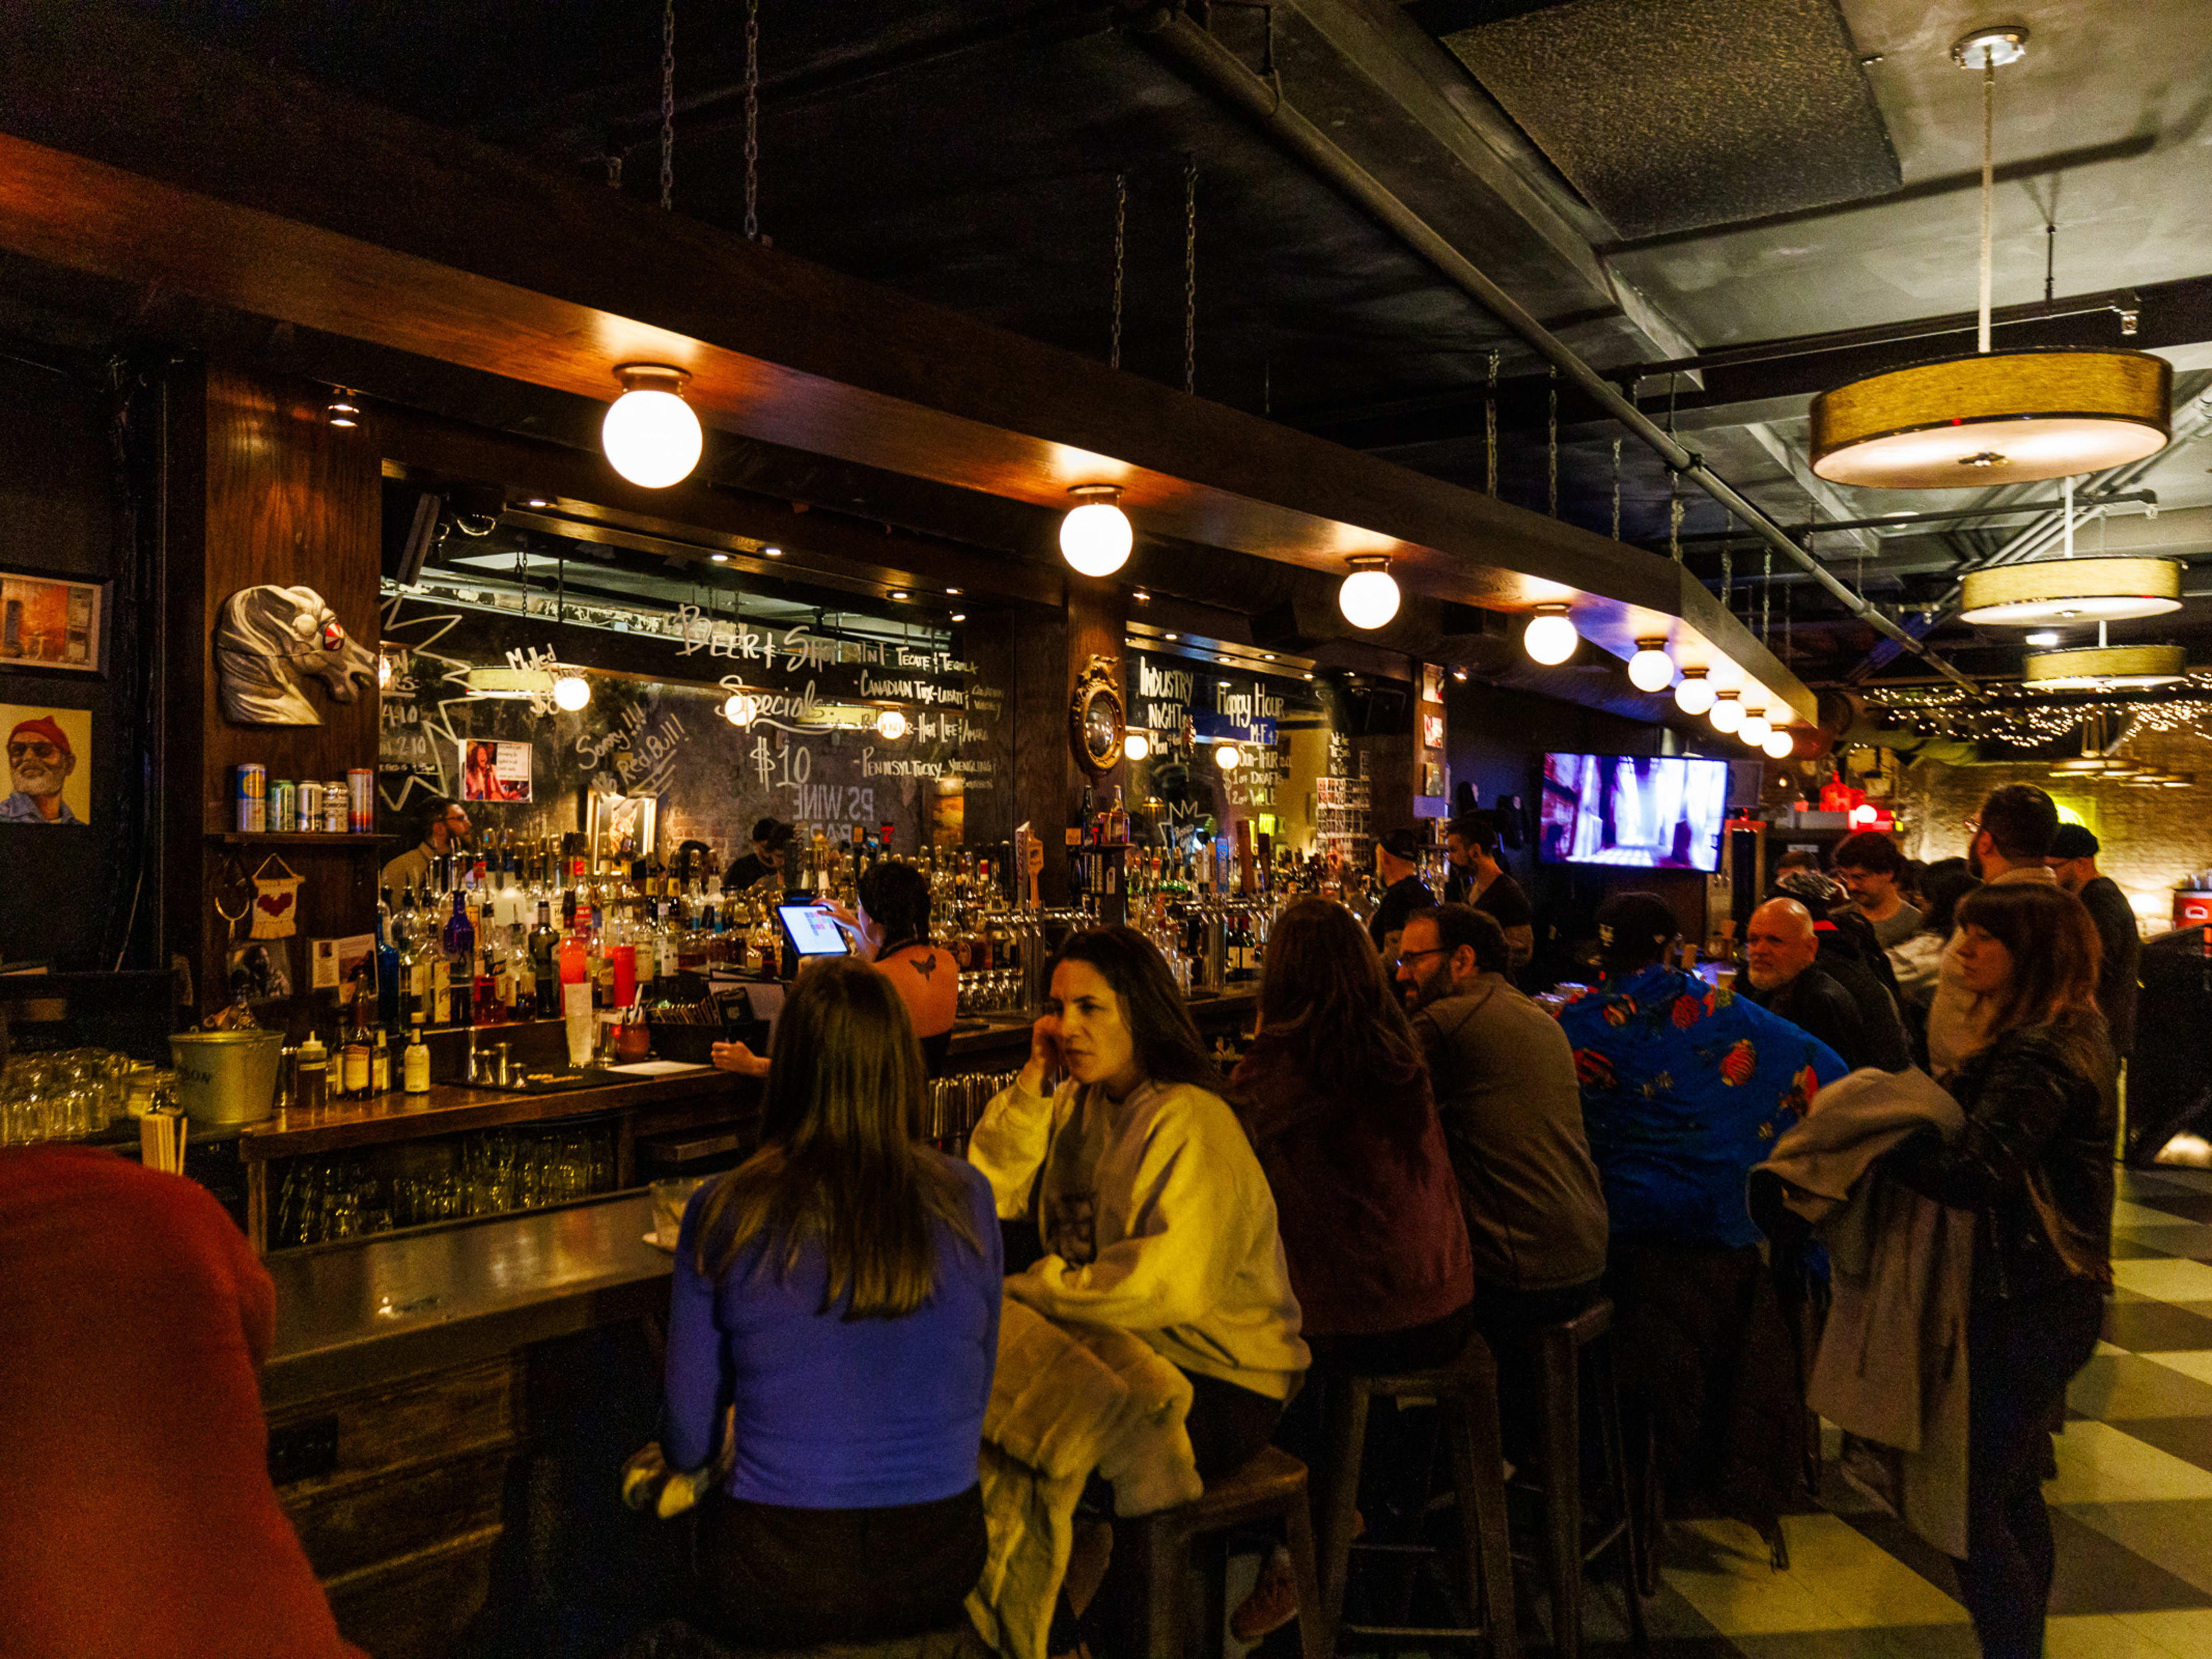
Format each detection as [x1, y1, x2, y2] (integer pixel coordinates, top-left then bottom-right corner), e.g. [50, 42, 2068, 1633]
[1396, 904, 1609, 1442]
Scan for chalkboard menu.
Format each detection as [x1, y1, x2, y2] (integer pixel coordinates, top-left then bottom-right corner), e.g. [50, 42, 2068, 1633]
[1123, 649, 1342, 854]
[376, 592, 1010, 861]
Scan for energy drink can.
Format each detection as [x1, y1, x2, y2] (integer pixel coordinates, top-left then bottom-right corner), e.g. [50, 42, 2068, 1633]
[324, 779, 348, 834]
[347, 768, 374, 834]
[270, 780, 296, 835]
[298, 779, 324, 833]
[234, 764, 266, 834]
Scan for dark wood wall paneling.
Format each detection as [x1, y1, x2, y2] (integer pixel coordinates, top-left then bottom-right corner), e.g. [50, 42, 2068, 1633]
[0, 352, 120, 969]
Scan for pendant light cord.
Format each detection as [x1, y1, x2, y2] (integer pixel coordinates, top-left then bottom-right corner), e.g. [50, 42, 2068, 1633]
[743, 0, 761, 241]
[660, 0, 675, 211]
[1183, 157, 1198, 396]
[1485, 349, 1499, 498]
[1609, 437, 1621, 540]
[1978, 48, 1994, 352]
[1110, 172, 1126, 371]
[1547, 365, 1558, 517]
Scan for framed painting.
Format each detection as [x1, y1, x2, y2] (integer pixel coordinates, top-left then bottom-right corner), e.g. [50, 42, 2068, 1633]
[0, 569, 105, 676]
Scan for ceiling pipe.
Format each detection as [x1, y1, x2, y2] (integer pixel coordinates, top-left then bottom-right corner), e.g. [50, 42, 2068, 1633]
[1132, 6, 1981, 695]
[1654, 488, 2159, 544]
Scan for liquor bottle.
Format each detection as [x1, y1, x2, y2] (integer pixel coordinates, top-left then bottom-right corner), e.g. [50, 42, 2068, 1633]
[1107, 787, 1130, 846]
[375, 885, 401, 1033]
[443, 888, 476, 1028]
[370, 1028, 391, 1094]
[530, 899, 559, 1018]
[342, 989, 373, 1096]
[401, 913, 431, 1031]
[403, 1013, 430, 1094]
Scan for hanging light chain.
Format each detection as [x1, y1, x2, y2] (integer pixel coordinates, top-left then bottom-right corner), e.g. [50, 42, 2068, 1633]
[1485, 350, 1499, 498]
[1762, 547, 1773, 643]
[1978, 46, 1994, 351]
[743, 0, 761, 241]
[1110, 172, 1126, 371]
[1183, 157, 1198, 396]
[1546, 366, 1559, 517]
[1610, 437, 1622, 540]
[1668, 476, 1684, 564]
[659, 0, 676, 211]
[1721, 513, 1734, 604]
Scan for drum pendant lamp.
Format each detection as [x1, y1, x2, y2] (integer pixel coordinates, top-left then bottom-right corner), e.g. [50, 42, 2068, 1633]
[1809, 30, 2171, 489]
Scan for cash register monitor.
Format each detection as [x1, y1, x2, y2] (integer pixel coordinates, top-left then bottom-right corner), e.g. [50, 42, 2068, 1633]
[777, 903, 853, 961]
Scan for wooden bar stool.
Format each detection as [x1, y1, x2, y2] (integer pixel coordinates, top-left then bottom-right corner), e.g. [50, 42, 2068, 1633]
[1116, 1444, 1327, 1659]
[1513, 1297, 1648, 1657]
[1313, 1331, 1520, 1658]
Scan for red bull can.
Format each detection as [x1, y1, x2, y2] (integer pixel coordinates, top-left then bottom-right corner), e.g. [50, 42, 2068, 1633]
[234, 764, 266, 834]
[347, 768, 374, 834]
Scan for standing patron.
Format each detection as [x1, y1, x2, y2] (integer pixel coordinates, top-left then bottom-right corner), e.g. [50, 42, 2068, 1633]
[1832, 830, 1923, 949]
[2047, 824, 2140, 1058]
[1927, 785, 2062, 1078]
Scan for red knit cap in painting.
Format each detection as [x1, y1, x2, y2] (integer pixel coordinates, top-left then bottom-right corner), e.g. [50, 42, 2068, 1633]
[6, 716, 71, 759]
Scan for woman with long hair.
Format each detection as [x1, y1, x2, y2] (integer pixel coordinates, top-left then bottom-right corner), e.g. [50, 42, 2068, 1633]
[1886, 881, 2114, 1659]
[664, 958, 1001, 1650]
[968, 925, 1308, 1477]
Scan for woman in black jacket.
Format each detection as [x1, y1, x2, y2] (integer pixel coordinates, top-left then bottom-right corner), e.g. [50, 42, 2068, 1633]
[1887, 881, 2114, 1659]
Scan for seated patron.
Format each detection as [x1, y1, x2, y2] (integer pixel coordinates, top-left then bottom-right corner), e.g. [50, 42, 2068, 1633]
[1743, 896, 1910, 1072]
[665, 959, 1002, 1651]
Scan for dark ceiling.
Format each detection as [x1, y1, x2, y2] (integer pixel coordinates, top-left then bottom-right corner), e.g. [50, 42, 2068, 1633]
[113, 0, 2212, 692]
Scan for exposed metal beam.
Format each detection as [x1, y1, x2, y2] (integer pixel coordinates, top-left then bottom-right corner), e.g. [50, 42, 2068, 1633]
[1137, 7, 1980, 695]
[1653, 490, 2161, 544]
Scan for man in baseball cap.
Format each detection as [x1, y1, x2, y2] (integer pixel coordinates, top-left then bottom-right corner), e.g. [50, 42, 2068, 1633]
[1369, 825, 1437, 958]
[3, 715, 78, 824]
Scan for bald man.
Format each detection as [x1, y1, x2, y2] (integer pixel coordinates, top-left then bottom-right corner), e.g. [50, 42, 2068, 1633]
[1742, 897, 1908, 1072]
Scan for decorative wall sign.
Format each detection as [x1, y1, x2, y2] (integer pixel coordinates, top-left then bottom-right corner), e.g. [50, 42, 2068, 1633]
[1069, 656, 1126, 777]
[215, 585, 378, 725]
[459, 738, 533, 803]
[249, 854, 302, 940]
[0, 704, 92, 824]
[0, 569, 104, 674]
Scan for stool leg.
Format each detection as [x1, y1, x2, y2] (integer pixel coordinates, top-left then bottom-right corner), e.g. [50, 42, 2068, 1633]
[1282, 1483, 1330, 1659]
[1126, 1518, 1184, 1659]
[1592, 1339, 1649, 1652]
[1318, 1378, 1370, 1647]
[1197, 1531, 1229, 1659]
[1537, 1327, 1583, 1659]
[1443, 1379, 1521, 1659]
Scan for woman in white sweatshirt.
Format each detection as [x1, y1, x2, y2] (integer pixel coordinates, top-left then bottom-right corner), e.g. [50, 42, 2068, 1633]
[968, 925, 1309, 1480]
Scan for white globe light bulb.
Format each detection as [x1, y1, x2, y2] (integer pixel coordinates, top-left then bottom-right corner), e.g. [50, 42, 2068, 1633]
[875, 709, 907, 741]
[1123, 732, 1151, 762]
[1059, 499, 1132, 577]
[723, 694, 749, 725]
[552, 673, 591, 712]
[1627, 639, 1673, 694]
[1338, 566, 1402, 630]
[1740, 709, 1772, 746]
[1673, 671, 1714, 715]
[1523, 607, 1579, 666]
[601, 369, 703, 489]
[1763, 727, 1796, 760]
[1709, 693, 1743, 733]
[1214, 743, 1241, 771]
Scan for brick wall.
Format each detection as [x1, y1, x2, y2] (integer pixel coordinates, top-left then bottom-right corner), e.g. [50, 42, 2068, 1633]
[1896, 727, 2212, 932]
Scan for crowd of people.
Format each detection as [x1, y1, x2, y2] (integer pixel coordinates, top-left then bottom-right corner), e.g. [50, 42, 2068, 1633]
[0, 793, 2134, 1659]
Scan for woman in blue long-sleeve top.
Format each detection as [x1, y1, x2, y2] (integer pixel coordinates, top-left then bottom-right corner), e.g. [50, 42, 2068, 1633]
[664, 956, 1002, 1650]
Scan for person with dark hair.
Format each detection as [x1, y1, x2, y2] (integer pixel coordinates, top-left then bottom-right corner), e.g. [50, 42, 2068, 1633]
[1368, 827, 1435, 959]
[378, 795, 469, 893]
[1883, 881, 2115, 1658]
[665, 958, 1001, 1651]
[1442, 814, 1535, 972]
[1832, 831, 1922, 948]
[1395, 902, 1608, 1446]
[2046, 823, 2140, 1058]
[968, 926, 1307, 1478]
[1229, 898, 1474, 1639]
[1929, 785, 2062, 1078]
[827, 861, 959, 1072]
[722, 816, 796, 896]
[1744, 896, 1910, 1072]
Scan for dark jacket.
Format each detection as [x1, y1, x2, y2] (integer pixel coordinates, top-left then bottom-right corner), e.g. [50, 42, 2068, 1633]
[1750, 964, 1911, 1073]
[1233, 1036, 1475, 1338]
[1887, 1025, 2115, 1300]
[2076, 876, 2141, 1056]
[1369, 874, 1435, 955]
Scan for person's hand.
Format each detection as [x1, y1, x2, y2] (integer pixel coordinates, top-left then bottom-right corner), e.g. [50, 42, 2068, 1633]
[815, 901, 859, 932]
[1020, 1014, 1064, 1096]
[711, 1041, 770, 1078]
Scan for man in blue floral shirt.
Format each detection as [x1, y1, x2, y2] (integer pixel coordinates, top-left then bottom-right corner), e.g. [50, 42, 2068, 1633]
[1557, 891, 1846, 1249]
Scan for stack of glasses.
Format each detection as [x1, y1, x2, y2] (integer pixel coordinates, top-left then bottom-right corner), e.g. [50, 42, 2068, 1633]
[0, 1049, 141, 1146]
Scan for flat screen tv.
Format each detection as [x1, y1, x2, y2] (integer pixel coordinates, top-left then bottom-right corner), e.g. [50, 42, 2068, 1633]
[1538, 753, 1730, 872]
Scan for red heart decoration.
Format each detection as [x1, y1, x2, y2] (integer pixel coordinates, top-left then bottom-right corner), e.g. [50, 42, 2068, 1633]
[256, 891, 296, 918]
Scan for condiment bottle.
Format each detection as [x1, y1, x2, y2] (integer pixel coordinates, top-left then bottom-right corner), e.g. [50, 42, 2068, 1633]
[296, 1029, 328, 1113]
[403, 1014, 431, 1094]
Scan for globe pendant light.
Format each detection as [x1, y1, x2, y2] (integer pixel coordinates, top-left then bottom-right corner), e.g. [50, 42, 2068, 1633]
[1739, 707, 1772, 747]
[2021, 642, 2188, 689]
[1708, 690, 1744, 733]
[1809, 29, 2171, 489]
[602, 365, 703, 488]
[1338, 556, 1401, 630]
[1522, 604, 1579, 666]
[1123, 731, 1151, 762]
[552, 672, 592, 711]
[1672, 667, 1715, 715]
[1214, 742, 1241, 771]
[1763, 726, 1796, 760]
[1059, 485, 1132, 577]
[874, 709, 907, 741]
[1627, 638, 1673, 694]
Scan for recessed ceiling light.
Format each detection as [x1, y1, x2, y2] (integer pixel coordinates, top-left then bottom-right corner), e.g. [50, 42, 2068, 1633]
[1164, 632, 1178, 641]
[945, 586, 962, 595]
[950, 612, 967, 622]
[1132, 589, 1151, 603]
[524, 496, 551, 509]
[889, 590, 909, 601]
[709, 552, 729, 563]
[1263, 654, 1275, 661]
[761, 544, 783, 558]
[1303, 672, 1315, 680]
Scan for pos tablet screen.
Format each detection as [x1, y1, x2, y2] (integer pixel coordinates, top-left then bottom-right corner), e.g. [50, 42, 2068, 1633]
[777, 903, 852, 959]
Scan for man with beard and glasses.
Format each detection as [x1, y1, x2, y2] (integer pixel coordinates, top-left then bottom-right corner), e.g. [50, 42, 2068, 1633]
[2, 716, 78, 823]
[1927, 784, 2063, 1080]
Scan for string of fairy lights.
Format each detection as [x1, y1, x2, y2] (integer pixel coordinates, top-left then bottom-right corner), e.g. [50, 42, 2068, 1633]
[1868, 679, 2212, 745]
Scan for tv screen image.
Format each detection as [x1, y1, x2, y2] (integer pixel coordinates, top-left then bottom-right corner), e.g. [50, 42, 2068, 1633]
[1539, 753, 1730, 872]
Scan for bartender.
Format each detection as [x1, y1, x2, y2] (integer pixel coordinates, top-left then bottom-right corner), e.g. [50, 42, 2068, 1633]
[380, 797, 469, 893]
[722, 816, 795, 897]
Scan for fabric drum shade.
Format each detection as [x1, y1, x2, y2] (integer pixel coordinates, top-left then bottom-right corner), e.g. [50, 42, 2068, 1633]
[2021, 643, 2188, 689]
[1809, 349, 2171, 488]
[1957, 556, 2183, 626]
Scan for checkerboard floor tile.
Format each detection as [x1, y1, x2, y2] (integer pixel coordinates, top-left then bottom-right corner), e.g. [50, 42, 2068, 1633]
[1533, 1166, 2212, 1656]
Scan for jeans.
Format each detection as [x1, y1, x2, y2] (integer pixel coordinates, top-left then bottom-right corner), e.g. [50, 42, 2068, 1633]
[1953, 1279, 2104, 1659]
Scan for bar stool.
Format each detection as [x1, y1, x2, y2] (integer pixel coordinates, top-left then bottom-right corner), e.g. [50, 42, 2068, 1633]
[1510, 1297, 1648, 1657]
[1313, 1331, 1520, 1658]
[1116, 1444, 1327, 1659]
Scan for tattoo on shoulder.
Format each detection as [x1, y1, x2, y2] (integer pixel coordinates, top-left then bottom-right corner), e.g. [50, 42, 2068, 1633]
[906, 951, 937, 981]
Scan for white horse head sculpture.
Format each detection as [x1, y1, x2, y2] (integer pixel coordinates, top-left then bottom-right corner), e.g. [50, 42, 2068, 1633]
[215, 585, 378, 725]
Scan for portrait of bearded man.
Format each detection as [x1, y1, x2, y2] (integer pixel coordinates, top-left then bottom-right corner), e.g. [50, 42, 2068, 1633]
[2, 715, 82, 823]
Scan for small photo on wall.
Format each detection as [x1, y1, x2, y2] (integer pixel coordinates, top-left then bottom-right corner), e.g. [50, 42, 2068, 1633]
[459, 738, 533, 803]
[225, 937, 294, 1005]
[1422, 711, 1446, 751]
[1, 570, 103, 673]
[1422, 762, 1446, 800]
[0, 704, 92, 824]
[1420, 662, 1445, 704]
